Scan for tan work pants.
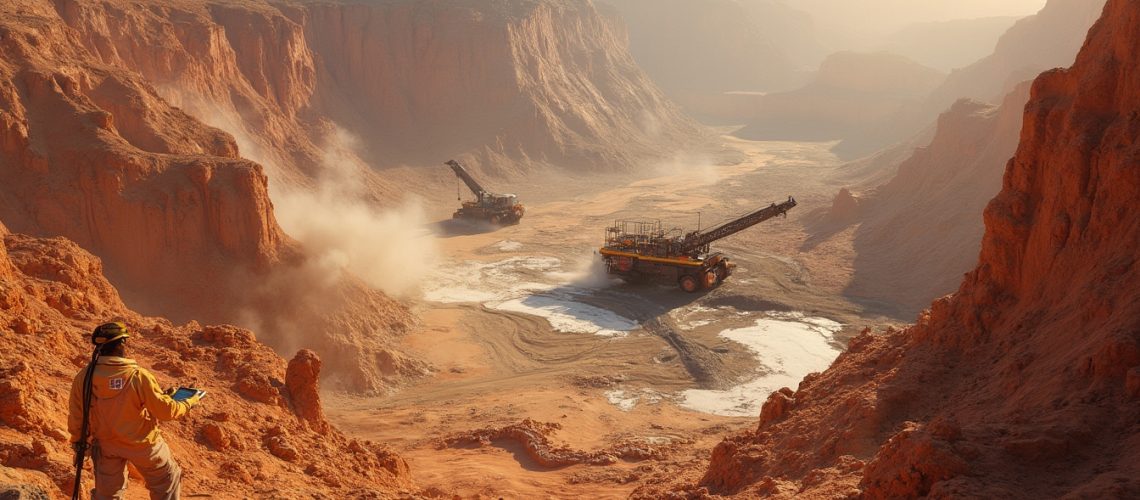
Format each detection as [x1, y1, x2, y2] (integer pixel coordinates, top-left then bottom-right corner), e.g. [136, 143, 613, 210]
[92, 439, 181, 500]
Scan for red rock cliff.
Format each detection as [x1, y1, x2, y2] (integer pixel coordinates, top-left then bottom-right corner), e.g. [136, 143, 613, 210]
[0, 0, 287, 319]
[0, 0, 417, 393]
[650, 0, 1140, 497]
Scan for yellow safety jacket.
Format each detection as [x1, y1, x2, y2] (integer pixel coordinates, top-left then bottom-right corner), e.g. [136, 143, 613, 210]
[68, 356, 190, 449]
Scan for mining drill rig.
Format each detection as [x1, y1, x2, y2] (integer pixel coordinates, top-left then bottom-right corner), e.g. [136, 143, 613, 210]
[599, 197, 797, 292]
[446, 159, 525, 224]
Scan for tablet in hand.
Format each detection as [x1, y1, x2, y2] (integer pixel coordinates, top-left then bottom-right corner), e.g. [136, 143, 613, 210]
[171, 387, 206, 402]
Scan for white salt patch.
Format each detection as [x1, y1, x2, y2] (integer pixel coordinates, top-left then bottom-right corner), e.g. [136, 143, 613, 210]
[422, 256, 558, 303]
[672, 304, 719, 330]
[423, 256, 638, 337]
[494, 240, 523, 252]
[496, 295, 637, 337]
[640, 389, 663, 405]
[681, 320, 712, 331]
[680, 314, 843, 417]
[605, 388, 664, 412]
[605, 390, 638, 412]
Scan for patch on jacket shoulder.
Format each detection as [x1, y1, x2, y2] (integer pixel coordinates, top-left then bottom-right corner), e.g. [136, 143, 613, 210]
[109, 377, 124, 390]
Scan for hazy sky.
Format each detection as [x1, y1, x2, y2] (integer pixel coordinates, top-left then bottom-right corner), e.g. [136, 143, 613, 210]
[787, 0, 1050, 50]
[793, 0, 1048, 27]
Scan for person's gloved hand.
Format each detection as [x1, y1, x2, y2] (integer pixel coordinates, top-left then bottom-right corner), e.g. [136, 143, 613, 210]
[163, 387, 176, 397]
[183, 391, 204, 408]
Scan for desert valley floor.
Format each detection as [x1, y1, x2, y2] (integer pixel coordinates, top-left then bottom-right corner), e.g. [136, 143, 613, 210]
[325, 135, 893, 498]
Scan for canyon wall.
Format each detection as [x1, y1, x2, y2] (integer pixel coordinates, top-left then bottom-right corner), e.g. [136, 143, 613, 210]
[0, 0, 289, 323]
[304, 0, 697, 172]
[835, 0, 1108, 159]
[735, 52, 945, 141]
[644, 0, 1140, 496]
[0, 227, 412, 497]
[820, 83, 1030, 318]
[58, 0, 695, 180]
[926, 0, 1108, 109]
[879, 16, 1021, 73]
[55, 0, 327, 185]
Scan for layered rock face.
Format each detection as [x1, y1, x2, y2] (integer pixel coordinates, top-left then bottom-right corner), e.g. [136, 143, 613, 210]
[735, 52, 945, 141]
[668, 0, 1140, 496]
[0, 229, 411, 497]
[305, 0, 697, 171]
[54, 0, 326, 184]
[56, 0, 695, 178]
[823, 83, 1030, 318]
[0, 0, 288, 323]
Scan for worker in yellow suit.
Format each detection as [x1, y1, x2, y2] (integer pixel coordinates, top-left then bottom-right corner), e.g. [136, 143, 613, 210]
[68, 322, 202, 500]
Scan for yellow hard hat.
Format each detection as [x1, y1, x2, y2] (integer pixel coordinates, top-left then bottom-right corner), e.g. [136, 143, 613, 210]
[92, 322, 131, 345]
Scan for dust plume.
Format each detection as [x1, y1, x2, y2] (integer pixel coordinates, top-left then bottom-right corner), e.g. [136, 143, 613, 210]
[152, 90, 432, 377]
[649, 152, 721, 186]
[270, 128, 438, 298]
[567, 253, 622, 289]
[161, 89, 439, 298]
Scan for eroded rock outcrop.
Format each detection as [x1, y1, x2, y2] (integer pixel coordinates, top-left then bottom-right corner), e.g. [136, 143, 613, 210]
[285, 348, 329, 433]
[0, 0, 285, 312]
[441, 419, 672, 469]
[642, 0, 1140, 497]
[0, 228, 411, 496]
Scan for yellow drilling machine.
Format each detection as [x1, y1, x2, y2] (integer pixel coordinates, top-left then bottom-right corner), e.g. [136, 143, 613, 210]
[599, 197, 797, 292]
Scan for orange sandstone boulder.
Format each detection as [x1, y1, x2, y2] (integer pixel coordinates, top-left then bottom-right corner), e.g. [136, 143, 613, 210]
[285, 348, 330, 433]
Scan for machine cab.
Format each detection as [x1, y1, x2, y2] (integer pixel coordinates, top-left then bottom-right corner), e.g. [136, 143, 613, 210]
[488, 194, 517, 207]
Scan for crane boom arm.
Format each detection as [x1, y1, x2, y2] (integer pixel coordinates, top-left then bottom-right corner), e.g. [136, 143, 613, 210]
[446, 160, 487, 200]
[680, 197, 797, 253]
